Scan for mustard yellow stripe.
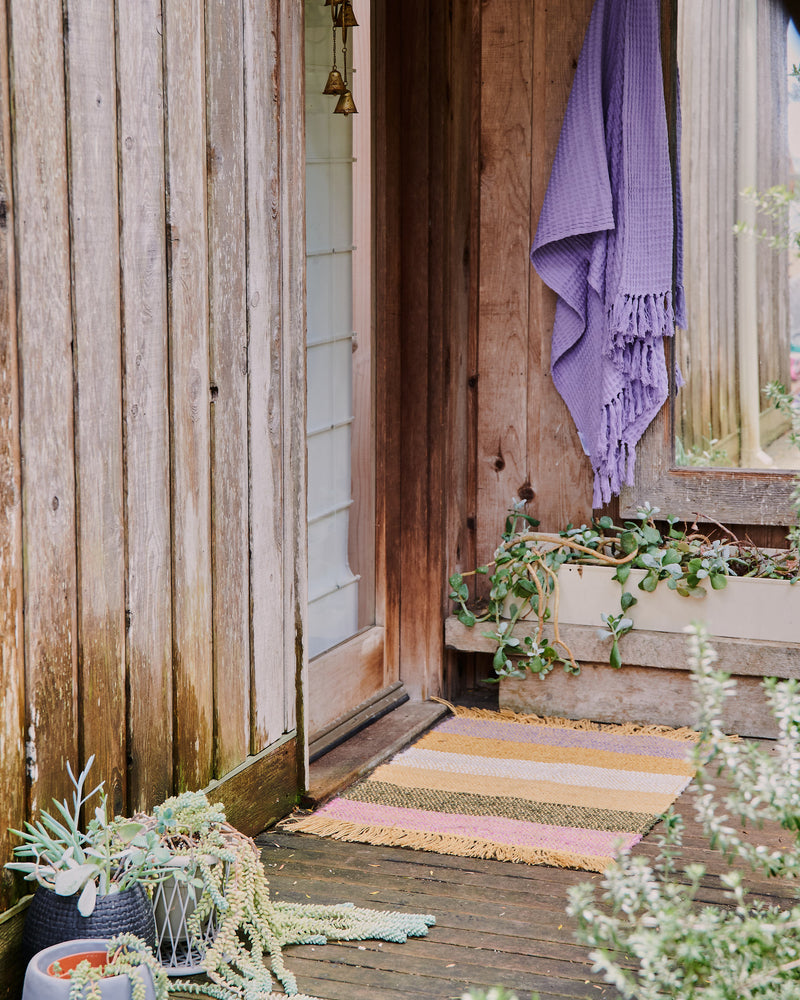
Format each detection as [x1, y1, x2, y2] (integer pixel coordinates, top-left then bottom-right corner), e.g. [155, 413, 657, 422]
[413, 731, 693, 776]
[368, 763, 678, 816]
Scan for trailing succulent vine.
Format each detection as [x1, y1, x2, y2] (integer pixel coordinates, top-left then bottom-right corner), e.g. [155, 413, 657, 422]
[147, 792, 435, 999]
[50, 934, 169, 1000]
[449, 502, 799, 681]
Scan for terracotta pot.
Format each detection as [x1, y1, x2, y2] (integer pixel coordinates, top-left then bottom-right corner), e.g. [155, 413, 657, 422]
[47, 950, 108, 977]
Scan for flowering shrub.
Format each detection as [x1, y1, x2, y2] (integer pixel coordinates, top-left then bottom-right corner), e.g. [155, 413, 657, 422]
[567, 625, 800, 999]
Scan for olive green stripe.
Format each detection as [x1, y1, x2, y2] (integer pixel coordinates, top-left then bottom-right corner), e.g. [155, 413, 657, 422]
[341, 780, 655, 834]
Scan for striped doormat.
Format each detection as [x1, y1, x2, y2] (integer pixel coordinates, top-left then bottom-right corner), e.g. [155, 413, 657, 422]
[290, 707, 699, 872]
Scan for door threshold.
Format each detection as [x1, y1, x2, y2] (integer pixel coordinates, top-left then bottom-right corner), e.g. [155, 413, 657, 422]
[308, 680, 409, 763]
[303, 698, 449, 807]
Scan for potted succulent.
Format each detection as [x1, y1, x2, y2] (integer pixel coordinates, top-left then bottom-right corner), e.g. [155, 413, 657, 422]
[21, 934, 167, 1000]
[143, 792, 228, 974]
[5, 757, 172, 962]
[145, 790, 435, 995]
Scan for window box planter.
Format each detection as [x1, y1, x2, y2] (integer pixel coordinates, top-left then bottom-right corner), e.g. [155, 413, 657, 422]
[554, 563, 800, 644]
[445, 564, 800, 738]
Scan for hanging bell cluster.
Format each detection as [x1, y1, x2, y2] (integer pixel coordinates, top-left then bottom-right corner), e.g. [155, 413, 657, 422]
[322, 0, 358, 115]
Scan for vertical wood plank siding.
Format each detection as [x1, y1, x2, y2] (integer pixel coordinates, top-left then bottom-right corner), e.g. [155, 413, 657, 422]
[117, 0, 174, 812]
[0, 0, 24, 913]
[244, 0, 287, 752]
[206, 0, 251, 778]
[66, 0, 127, 817]
[0, 0, 306, 904]
[279, 1, 307, 739]
[10, 0, 80, 818]
[164, 0, 214, 793]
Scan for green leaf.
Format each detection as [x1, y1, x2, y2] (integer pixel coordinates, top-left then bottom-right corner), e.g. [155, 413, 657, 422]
[642, 525, 662, 546]
[709, 573, 728, 590]
[620, 591, 637, 611]
[609, 640, 622, 670]
[54, 863, 98, 897]
[639, 571, 659, 593]
[457, 610, 476, 628]
[77, 877, 97, 916]
[613, 563, 631, 585]
[620, 531, 638, 554]
[114, 820, 145, 845]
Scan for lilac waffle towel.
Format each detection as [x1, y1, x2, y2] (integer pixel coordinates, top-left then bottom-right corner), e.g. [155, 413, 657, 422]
[530, 0, 685, 508]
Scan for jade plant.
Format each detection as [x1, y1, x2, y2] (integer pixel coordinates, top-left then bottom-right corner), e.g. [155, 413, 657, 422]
[449, 502, 798, 681]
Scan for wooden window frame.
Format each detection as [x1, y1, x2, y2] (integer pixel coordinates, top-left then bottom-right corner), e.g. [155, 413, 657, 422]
[621, 0, 798, 526]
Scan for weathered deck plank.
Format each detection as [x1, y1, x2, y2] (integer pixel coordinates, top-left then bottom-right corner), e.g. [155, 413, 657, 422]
[258, 740, 796, 1000]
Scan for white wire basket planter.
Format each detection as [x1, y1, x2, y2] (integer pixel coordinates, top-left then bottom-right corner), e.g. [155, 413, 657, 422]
[151, 855, 227, 975]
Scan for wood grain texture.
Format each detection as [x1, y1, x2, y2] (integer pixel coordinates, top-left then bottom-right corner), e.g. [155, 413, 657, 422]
[263, 771, 795, 1000]
[163, 0, 213, 791]
[396, 0, 436, 700]
[206, 0, 251, 778]
[476, 0, 533, 559]
[66, 0, 127, 817]
[0, 0, 24, 912]
[372, 0, 402, 689]
[444, 0, 480, 598]
[117, 0, 173, 811]
[244, 0, 285, 752]
[0, 895, 32, 1000]
[10, 0, 79, 816]
[204, 734, 298, 838]
[307, 628, 386, 738]
[445, 616, 800, 679]
[279, 0, 307, 741]
[528, 0, 595, 531]
[500, 663, 789, 738]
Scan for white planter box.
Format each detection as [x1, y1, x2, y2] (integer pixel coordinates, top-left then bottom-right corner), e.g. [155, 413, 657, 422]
[552, 564, 800, 645]
[459, 564, 800, 738]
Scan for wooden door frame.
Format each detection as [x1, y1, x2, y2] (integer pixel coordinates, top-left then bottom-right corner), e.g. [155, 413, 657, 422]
[371, 0, 479, 703]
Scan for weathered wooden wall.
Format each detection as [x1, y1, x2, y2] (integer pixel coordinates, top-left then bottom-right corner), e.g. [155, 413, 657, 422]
[475, 0, 596, 560]
[0, 0, 306, 914]
[382, 0, 597, 700]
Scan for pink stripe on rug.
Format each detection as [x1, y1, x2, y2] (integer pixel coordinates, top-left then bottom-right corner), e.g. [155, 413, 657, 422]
[317, 797, 639, 859]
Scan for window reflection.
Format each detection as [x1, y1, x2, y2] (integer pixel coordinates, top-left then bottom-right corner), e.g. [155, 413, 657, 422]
[675, 0, 800, 469]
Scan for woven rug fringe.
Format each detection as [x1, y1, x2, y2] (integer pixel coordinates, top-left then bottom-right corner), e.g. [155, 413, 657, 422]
[435, 702, 700, 742]
[287, 815, 613, 873]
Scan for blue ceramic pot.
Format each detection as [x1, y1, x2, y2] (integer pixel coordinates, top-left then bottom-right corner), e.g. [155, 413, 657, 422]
[21, 886, 156, 965]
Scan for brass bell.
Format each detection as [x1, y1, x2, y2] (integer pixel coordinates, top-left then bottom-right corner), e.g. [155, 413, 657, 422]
[333, 89, 358, 115]
[323, 68, 346, 95]
[334, 1, 358, 28]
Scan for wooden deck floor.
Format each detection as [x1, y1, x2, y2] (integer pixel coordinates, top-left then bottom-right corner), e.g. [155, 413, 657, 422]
[258, 741, 796, 1000]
